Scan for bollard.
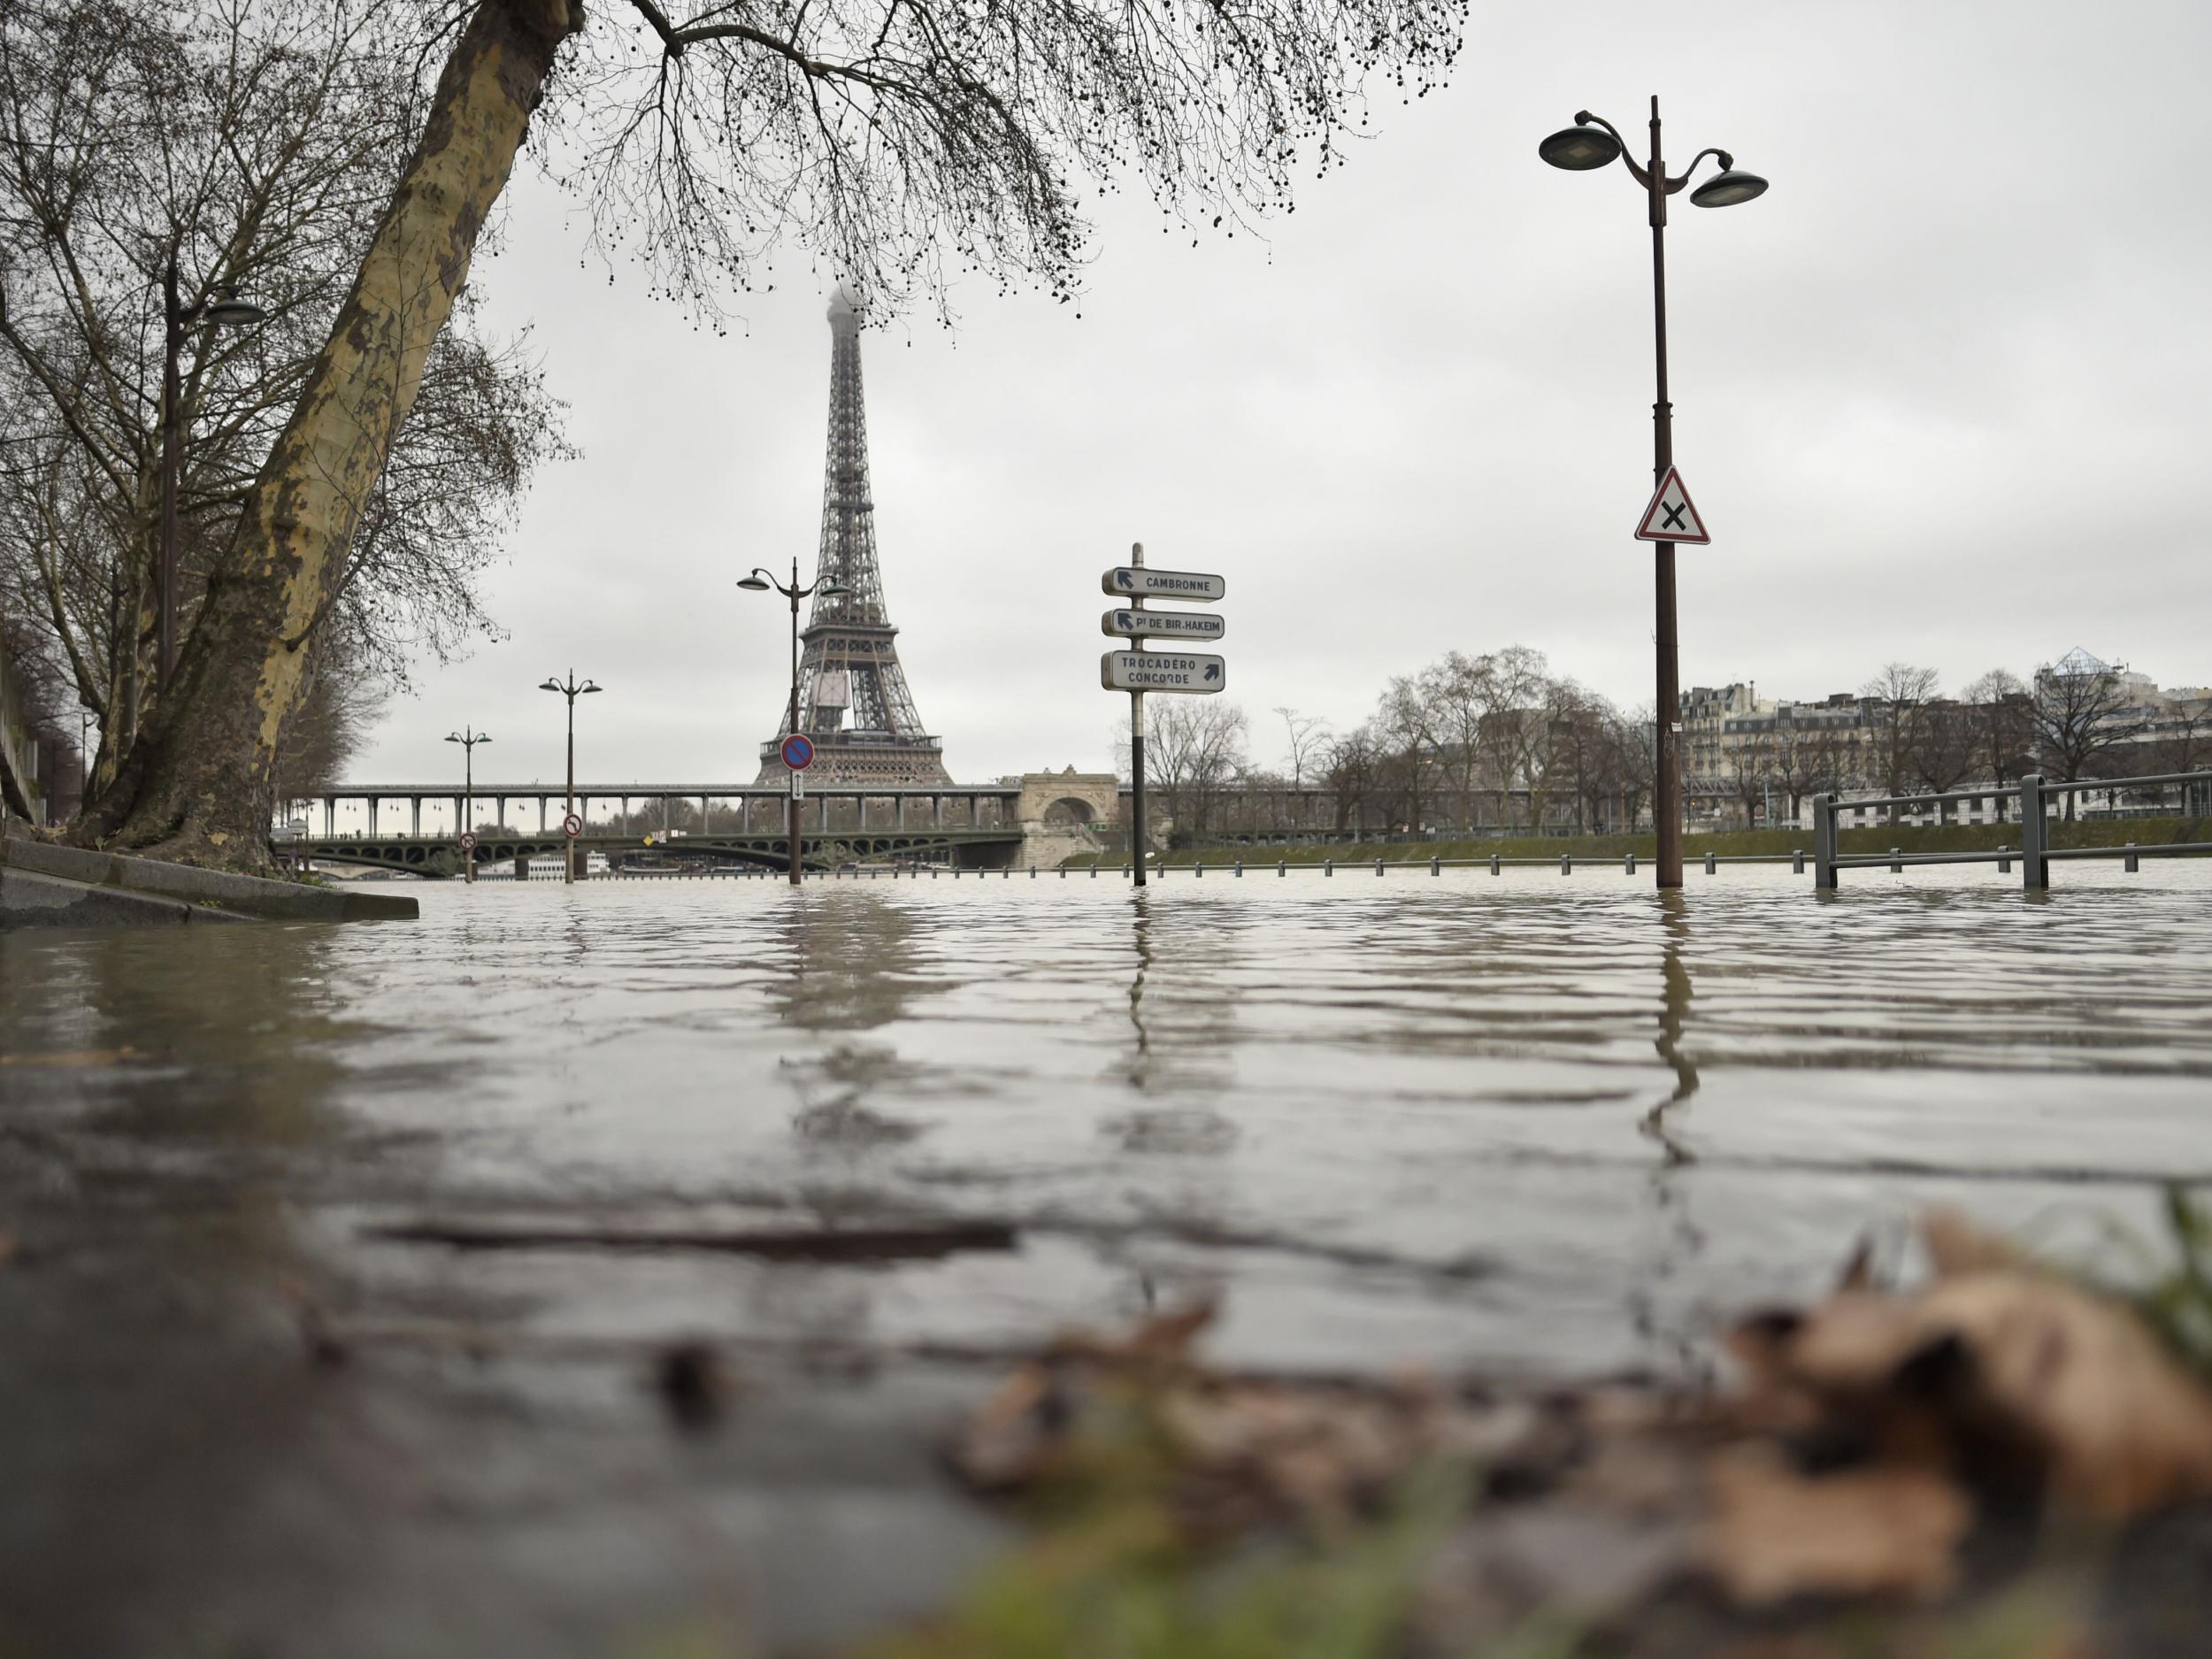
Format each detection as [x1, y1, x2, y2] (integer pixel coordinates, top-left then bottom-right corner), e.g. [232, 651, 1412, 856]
[1194, 859, 1203, 878]
[1890, 847, 1902, 874]
[1490, 853, 1501, 876]
[2125, 841, 2139, 873]
[1562, 853, 1571, 875]
[1625, 851, 1635, 875]
[1704, 850, 1717, 875]
[1029, 865, 1036, 878]
[1792, 849, 1805, 875]
[1375, 856, 1384, 876]
[1998, 847, 2011, 873]
[2018, 777, 2049, 890]
[1278, 857, 1286, 876]
[1430, 854, 1440, 876]
[1324, 858, 1333, 877]
[1234, 858, 1243, 877]
[1122, 863, 1130, 878]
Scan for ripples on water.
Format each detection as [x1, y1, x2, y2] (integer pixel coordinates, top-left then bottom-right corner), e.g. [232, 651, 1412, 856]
[8, 864, 2212, 1381]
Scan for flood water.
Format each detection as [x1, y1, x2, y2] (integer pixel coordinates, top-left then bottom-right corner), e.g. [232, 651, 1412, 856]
[4, 863, 2211, 1654]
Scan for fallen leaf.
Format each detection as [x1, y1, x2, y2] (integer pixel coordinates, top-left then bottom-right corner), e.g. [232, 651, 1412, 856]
[1699, 1447, 1970, 1606]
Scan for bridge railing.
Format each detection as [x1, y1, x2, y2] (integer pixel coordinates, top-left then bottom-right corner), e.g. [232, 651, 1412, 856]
[1811, 771, 2212, 892]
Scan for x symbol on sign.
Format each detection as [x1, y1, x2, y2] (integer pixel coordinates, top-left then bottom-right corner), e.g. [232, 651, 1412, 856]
[1661, 502, 1687, 530]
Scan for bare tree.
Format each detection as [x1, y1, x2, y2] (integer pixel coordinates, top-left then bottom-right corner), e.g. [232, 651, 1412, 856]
[0, 1, 568, 826]
[1321, 724, 1383, 840]
[1859, 662, 1939, 822]
[46, 0, 1463, 868]
[1124, 697, 1248, 844]
[1962, 669, 2032, 821]
[2032, 654, 2142, 819]
[1371, 672, 1439, 831]
[1909, 699, 1978, 823]
[1273, 705, 1329, 793]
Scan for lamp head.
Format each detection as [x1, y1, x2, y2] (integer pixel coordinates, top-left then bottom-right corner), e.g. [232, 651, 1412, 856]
[581, 681, 602, 695]
[736, 574, 772, 591]
[1691, 167, 1769, 208]
[445, 733, 462, 743]
[1539, 122, 1622, 172]
[201, 291, 267, 328]
[820, 582, 852, 599]
[539, 679, 561, 692]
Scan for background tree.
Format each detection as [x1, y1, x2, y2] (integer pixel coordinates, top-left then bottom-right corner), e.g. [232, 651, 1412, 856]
[1909, 698, 1978, 823]
[1859, 662, 1939, 822]
[52, 0, 1464, 867]
[1321, 725, 1382, 840]
[1962, 669, 2033, 821]
[2031, 654, 2142, 819]
[0, 0, 567, 826]
[1273, 706, 1330, 793]
[1118, 698, 1249, 845]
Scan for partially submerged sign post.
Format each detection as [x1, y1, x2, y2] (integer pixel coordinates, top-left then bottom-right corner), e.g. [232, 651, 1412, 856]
[1098, 543, 1226, 887]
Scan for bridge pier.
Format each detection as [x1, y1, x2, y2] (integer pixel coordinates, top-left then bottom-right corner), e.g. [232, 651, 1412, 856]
[411, 798, 421, 837]
[368, 799, 378, 835]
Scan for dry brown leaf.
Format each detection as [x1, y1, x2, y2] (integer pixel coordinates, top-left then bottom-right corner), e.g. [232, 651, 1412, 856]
[1699, 1447, 1971, 1606]
[1922, 1207, 2030, 1278]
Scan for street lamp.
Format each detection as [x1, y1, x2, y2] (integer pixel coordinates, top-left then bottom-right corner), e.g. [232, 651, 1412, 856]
[445, 726, 492, 881]
[539, 672, 601, 883]
[1541, 97, 1765, 890]
[738, 559, 850, 886]
[158, 255, 267, 688]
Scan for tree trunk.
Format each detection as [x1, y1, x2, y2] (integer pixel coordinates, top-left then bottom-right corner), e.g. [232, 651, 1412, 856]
[73, 0, 581, 868]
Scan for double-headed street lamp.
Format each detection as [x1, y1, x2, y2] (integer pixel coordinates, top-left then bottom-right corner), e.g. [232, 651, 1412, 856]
[445, 726, 491, 881]
[1540, 97, 1765, 890]
[539, 672, 602, 883]
[738, 559, 849, 887]
[158, 255, 266, 688]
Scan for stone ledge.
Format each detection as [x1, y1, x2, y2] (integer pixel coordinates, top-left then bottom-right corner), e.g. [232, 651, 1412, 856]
[0, 834, 417, 926]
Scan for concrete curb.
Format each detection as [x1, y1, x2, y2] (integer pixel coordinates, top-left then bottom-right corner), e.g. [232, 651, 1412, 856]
[0, 833, 417, 926]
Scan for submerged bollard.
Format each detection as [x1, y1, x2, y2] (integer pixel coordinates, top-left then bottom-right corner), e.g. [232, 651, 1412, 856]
[1625, 851, 1635, 875]
[1562, 853, 1571, 875]
[1490, 853, 1501, 876]
[1375, 856, 1384, 876]
[1234, 858, 1243, 877]
[1324, 857, 1333, 877]
[2125, 841, 2139, 872]
[1705, 851, 1717, 875]
[1890, 847, 1902, 874]
[1998, 847, 2012, 873]
[1431, 854, 1440, 876]
[1793, 849, 1805, 874]
[1278, 857, 1286, 876]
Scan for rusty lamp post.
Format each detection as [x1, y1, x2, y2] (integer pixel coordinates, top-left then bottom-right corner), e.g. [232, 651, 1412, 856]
[738, 560, 849, 887]
[1540, 97, 1765, 889]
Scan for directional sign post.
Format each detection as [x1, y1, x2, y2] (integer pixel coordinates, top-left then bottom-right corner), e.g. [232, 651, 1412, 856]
[1101, 566, 1225, 603]
[1102, 608, 1224, 642]
[1098, 544, 1228, 887]
[1102, 651, 1226, 693]
[1633, 465, 1710, 544]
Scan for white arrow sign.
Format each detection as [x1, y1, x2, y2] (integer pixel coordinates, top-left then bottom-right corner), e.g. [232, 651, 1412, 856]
[1633, 465, 1710, 544]
[1101, 566, 1225, 603]
[1102, 607, 1225, 641]
[1102, 651, 1226, 694]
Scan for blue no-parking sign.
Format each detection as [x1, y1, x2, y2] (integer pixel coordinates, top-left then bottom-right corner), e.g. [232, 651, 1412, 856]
[780, 733, 815, 771]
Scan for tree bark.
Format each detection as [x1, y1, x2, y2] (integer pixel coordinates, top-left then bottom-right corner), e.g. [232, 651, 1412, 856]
[73, 0, 581, 868]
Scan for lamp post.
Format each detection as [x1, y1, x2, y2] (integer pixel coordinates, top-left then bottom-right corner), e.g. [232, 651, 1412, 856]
[738, 559, 850, 887]
[445, 726, 492, 882]
[1540, 97, 1765, 889]
[538, 672, 601, 883]
[158, 253, 266, 688]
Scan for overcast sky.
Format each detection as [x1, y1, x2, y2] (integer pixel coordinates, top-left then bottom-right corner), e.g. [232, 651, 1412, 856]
[352, 0, 2212, 795]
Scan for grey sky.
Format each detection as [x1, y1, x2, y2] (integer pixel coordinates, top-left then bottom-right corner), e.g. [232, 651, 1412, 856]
[352, 0, 2212, 801]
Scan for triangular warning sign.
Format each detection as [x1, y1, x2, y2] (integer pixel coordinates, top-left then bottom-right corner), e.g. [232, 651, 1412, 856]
[1634, 465, 1710, 544]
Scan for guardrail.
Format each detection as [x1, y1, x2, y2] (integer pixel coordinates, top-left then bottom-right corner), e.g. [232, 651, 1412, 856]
[1812, 772, 2212, 892]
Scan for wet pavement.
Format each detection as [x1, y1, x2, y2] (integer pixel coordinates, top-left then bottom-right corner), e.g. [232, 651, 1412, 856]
[4, 864, 2210, 1655]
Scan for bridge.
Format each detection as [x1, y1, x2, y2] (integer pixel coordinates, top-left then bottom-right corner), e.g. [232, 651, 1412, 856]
[294, 771, 1124, 877]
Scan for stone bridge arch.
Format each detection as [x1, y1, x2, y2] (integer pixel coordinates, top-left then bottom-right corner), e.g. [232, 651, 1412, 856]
[1015, 768, 1122, 868]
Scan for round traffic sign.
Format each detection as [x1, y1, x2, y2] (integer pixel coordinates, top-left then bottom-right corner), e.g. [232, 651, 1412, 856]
[780, 733, 815, 772]
[562, 812, 584, 839]
[457, 831, 477, 852]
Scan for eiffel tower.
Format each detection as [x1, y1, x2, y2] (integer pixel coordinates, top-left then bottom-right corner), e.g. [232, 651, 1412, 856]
[756, 287, 951, 785]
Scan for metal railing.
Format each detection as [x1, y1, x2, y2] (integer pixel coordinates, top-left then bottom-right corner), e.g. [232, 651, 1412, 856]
[1812, 772, 2212, 892]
